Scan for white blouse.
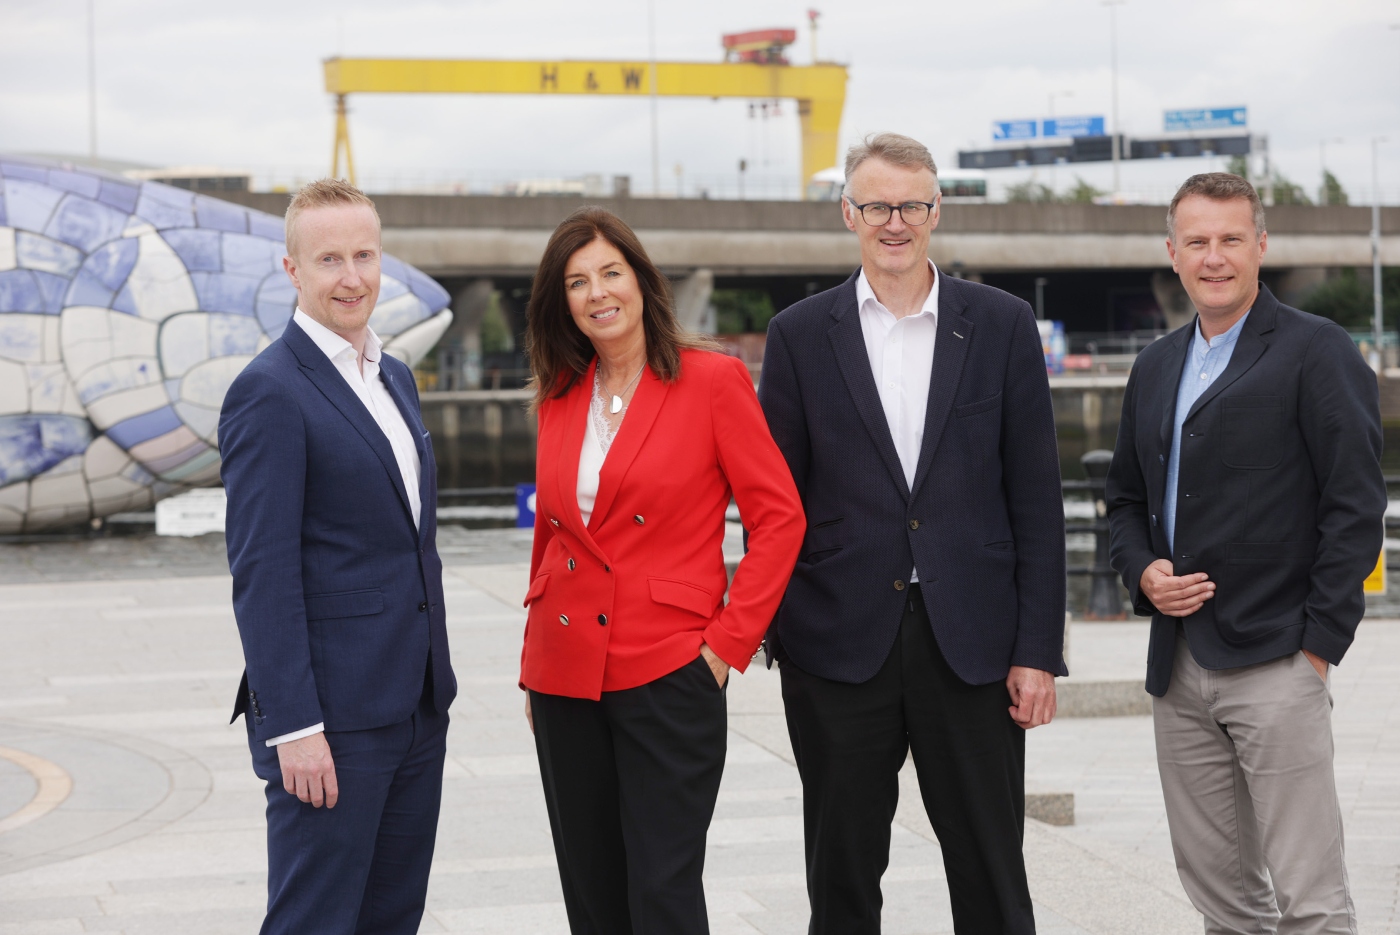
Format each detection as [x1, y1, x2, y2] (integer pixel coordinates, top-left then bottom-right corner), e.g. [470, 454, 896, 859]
[576, 372, 622, 526]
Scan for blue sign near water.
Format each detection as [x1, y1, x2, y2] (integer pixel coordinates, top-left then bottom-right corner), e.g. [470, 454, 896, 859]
[993, 119, 1039, 141]
[1164, 106, 1247, 132]
[1042, 115, 1105, 138]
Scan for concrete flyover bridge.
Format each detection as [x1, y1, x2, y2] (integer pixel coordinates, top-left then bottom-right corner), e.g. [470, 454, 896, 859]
[215, 191, 1400, 352]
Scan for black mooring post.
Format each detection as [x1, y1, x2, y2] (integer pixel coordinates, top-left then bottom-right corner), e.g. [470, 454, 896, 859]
[1080, 449, 1126, 620]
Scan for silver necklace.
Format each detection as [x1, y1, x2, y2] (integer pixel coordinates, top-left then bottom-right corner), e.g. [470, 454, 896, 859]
[599, 363, 645, 414]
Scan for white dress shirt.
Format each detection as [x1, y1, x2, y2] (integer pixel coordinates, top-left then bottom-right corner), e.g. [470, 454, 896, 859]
[265, 308, 424, 747]
[856, 260, 939, 582]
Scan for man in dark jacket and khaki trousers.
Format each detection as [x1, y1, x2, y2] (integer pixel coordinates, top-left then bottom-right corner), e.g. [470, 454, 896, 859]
[1107, 172, 1385, 934]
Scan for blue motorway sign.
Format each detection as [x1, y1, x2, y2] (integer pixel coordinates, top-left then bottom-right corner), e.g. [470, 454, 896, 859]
[1164, 106, 1247, 132]
[993, 119, 1038, 141]
[1042, 115, 1105, 138]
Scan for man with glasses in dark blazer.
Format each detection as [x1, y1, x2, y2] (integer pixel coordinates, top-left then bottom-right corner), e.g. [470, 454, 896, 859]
[758, 132, 1066, 935]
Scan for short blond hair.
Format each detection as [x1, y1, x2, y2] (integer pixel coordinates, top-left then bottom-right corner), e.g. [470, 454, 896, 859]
[1167, 173, 1265, 242]
[284, 178, 379, 256]
[843, 133, 940, 196]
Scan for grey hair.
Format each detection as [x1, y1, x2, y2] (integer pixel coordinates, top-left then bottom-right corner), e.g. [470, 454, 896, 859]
[1166, 172, 1266, 242]
[843, 132, 940, 197]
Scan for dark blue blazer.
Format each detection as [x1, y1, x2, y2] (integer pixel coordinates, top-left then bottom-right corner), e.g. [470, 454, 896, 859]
[220, 319, 455, 743]
[1106, 284, 1385, 696]
[759, 271, 1067, 686]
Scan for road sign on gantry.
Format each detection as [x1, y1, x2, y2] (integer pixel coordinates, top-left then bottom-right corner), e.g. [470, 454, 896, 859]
[1042, 116, 1105, 138]
[993, 120, 1039, 141]
[1163, 107, 1247, 133]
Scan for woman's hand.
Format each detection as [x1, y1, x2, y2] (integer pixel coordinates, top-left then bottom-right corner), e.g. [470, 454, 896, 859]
[525, 693, 534, 734]
[699, 643, 730, 689]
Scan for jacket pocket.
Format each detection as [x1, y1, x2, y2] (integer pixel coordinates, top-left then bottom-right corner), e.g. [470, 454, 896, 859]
[305, 588, 383, 620]
[648, 577, 716, 617]
[1220, 396, 1284, 469]
[955, 392, 1002, 418]
[1226, 541, 1316, 564]
[524, 573, 550, 608]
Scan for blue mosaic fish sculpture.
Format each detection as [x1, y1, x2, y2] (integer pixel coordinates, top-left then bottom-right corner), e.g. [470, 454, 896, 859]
[0, 156, 453, 532]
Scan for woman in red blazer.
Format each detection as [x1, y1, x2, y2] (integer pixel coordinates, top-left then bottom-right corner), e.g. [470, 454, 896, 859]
[520, 207, 804, 934]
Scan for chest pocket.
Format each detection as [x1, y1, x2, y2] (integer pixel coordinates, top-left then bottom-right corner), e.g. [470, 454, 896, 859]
[1219, 396, 1284, 469]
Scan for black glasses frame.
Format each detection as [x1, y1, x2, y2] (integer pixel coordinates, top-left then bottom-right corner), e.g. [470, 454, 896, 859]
[848, 199, 939, 226]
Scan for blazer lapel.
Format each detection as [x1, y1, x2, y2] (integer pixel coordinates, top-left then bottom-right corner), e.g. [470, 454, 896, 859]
[284, 321, 416, 526]
[588, 365, 669, 530]
[1184, 289, 1276, 423]
[909, 280, 973, 501]
[1157, 325, 1194, 450]
[828, 278, 911, 499]
[379, 359, 431, 542]
[550, 361, 609, 565]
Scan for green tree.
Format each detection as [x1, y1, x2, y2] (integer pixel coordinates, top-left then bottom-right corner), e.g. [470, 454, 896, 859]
[1299, 268, 1400, 331]
[1004, 180, 1056, 203]
[712, 289, 777, 334]
[1226, 155, 1249, 179]
[1270, 170, 1313, 205]
[1064, 176, 1105, 204]
[1320, 170, 1349, 206]
[480, 292, 515, 354]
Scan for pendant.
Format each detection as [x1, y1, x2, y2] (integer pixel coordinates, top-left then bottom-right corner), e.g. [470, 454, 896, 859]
[610, 395, 623, 415]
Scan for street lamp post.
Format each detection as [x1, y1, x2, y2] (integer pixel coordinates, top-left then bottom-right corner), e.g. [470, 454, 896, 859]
[87, 0, 97, 160]
[648, 0, 660, 198]
[1103, 0, 1126, 198]
[1319, 137, 1343, 204]
[1373, 137, 1388, 370]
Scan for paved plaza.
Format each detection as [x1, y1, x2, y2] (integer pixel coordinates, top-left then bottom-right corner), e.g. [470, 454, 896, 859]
[1, 531, 1398, 934]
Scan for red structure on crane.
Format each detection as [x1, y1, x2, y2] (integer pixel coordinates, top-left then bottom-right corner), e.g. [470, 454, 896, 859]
[722, 29, 798, 65]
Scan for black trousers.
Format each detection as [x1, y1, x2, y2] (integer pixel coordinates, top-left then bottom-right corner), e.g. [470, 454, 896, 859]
[780, 586, 1034, 934]
[531, 655, 728, 935]
[249, 687, 449, 935]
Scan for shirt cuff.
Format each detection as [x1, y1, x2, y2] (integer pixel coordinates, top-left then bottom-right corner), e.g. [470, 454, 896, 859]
[265, 723, 325, 747]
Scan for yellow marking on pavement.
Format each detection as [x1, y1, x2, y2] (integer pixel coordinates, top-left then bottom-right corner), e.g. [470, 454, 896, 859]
[0, 746, 73, 833]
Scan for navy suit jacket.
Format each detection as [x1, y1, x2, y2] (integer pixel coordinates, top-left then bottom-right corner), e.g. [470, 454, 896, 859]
[759, 270, 1067, 686]
[220, 319, 455, 743]
[1106, 284, 1385, 696]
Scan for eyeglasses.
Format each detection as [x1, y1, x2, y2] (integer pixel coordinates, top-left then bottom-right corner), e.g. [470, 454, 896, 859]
[849, 200, 938, 227]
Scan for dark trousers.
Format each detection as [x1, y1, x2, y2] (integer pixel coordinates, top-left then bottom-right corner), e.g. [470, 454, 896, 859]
[531, 655, 728, 935]
[249, 689, 449, 935]
[780, 586, 1034, 934]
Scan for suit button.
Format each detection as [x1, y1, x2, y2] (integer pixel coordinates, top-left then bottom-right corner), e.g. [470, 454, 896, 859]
[550, 517, 560, 527]
[633, 515, 645, 525]
[894, 580, 906, 591]
[1159, 454, 1165, 464]
[568, 558, 576, 571]
[598, 614, 608, 626]
[418, 601, 428, 612]
[604, 565, 611, 572]
[559, 615, 570, 626]
[908, 520, 920, 530]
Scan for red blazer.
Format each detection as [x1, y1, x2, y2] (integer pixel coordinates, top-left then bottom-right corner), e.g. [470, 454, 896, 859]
[521, 349, 805, 699]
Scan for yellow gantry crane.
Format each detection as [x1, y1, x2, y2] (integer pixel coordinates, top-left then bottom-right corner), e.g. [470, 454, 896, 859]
[323, 55, 847, 199]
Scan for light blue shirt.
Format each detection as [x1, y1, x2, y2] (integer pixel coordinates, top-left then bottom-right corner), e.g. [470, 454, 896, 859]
[1164, 312, 1250, 552]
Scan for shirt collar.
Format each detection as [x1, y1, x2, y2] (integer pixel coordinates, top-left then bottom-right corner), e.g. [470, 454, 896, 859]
[293, 307, 383, 365]
[856, 260, 939, 319]
[1193, 310, 1250, 353]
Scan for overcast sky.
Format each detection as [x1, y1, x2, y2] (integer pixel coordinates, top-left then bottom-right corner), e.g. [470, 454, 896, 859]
[2, 0, 1399, 203]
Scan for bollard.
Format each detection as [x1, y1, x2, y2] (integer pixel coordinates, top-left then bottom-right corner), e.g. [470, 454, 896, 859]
[1080, 450, 1126, 620]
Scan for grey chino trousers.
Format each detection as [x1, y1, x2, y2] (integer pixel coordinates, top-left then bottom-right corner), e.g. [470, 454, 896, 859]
[1154, 632, 1356, 935]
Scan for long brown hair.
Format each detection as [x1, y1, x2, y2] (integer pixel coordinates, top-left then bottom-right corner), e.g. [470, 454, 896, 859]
[525, 206, 716, 408]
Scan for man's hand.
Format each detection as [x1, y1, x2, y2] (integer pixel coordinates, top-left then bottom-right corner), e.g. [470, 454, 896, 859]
[1302, 649, 1328, 681]
[699, 643, 731, 689]
[1007, 666, 1056, 729]
[276, 732, 338, 808]
[1140, 559, 1215, 617]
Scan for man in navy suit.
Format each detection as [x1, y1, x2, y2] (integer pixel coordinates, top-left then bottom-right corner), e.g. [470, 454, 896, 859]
[759, 133, 1065, 934]
[220, 179, 456, 935]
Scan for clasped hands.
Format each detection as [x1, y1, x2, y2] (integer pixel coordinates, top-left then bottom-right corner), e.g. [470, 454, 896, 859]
[1139, 558, 1327, 680]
